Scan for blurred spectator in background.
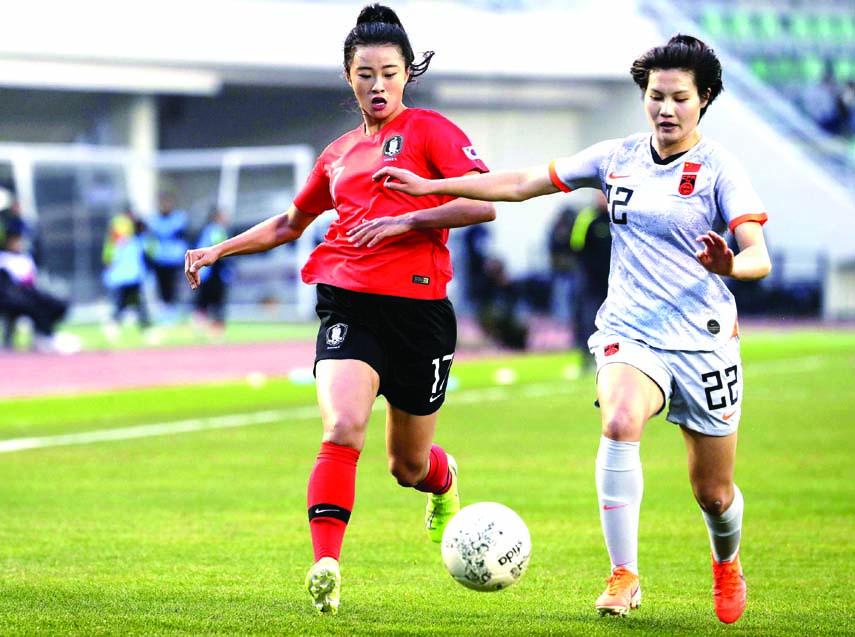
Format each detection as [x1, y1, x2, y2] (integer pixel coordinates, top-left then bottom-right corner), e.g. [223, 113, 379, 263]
[479, 255, 528, 350]
[462, 223, 491, 312]
[102, 203, 151, 342]
[192, 206, 233, 339]
[0, 190, 12, 246]
[803, 62, 848, 137]
[570, 193, 611, 370]
[145, 191, 189, 325]
[548, 203, 579, 323]
[0, 194, 39, 265]
[0, 223, 79, 354]
[462, 224, 528, 350]
[841, 80, 855, 139]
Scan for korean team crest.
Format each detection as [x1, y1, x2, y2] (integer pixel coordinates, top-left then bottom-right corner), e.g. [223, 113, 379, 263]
[383, 135, 404, 157]
[679, 161, 702, 196]
[326, 323, 348, 348]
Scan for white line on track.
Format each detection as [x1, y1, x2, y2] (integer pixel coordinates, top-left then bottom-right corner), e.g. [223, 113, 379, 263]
[0, 381, 573, 454]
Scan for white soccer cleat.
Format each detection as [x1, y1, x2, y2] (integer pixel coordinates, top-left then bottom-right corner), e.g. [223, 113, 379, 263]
[305, 557, 341, 615]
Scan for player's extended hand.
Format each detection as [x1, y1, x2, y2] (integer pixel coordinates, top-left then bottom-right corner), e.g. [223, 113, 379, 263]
[185, 247, 217, 290]
[347, 214, 413, 248]
[372, 167, 432, 196]
[695, 230, 734, 276]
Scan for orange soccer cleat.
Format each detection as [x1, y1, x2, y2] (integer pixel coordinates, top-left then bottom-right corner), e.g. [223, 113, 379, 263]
[712, 552, 746, 624]
[596, 566, 641, 616]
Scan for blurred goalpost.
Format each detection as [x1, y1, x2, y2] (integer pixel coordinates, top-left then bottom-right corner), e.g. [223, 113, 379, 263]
[0, 142, 319, 322]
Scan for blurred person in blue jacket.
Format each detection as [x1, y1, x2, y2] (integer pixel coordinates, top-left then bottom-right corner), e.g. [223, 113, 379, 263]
[145, 191, 189, 324]
[192, 206, 233, 338]
[102, 203, 151, 341]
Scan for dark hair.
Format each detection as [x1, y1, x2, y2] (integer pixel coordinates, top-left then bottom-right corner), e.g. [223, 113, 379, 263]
[630, 34, 723, 120]
[3, 217, 25, 240]
[343, 4, 434, 82]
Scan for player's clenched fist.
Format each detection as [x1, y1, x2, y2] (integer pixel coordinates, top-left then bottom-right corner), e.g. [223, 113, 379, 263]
[184, 247, 218, 290]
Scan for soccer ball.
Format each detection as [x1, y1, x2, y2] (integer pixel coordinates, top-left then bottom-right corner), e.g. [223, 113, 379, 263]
[441, 501, 531, 592]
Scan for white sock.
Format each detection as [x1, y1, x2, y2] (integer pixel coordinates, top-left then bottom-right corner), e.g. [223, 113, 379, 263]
[595, 436, 643, 575]
[703, 483, 743, 563]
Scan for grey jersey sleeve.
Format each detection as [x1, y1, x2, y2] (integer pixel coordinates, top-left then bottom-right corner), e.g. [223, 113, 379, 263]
[549, 139, 622, 192]
[713, 149, 767, 230]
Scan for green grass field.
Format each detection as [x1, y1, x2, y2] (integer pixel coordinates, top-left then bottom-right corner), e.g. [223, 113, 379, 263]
[1, 329, 854, 635]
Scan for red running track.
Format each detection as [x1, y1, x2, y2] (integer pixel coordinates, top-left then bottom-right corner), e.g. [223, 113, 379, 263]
[0, 316, 575, 400]
[0, 342, 319, 400]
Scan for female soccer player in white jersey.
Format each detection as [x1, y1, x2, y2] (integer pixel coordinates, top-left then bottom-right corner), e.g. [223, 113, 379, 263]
[185, 4, 495, 615]
[364, 34, 770, 625]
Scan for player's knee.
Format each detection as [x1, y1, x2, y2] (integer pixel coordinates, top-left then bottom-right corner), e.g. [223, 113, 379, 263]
[694, 484, 733, 516]
[601, 407, 644, 440]
[388, 456, 424, 487]
[323, 412, 368, 447]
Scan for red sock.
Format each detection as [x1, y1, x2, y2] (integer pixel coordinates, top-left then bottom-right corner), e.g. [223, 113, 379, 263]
[414, 444, 451, 494]
[307, 441, 360, 561]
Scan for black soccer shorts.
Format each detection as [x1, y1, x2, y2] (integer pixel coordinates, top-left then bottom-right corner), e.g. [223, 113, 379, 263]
[314, 284, 457, 416]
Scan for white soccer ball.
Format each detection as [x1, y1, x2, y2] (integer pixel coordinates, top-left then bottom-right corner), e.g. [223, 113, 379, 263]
[441, 501, 531, 592]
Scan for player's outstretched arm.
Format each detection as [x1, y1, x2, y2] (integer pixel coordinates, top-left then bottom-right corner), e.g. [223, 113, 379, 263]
[372, 165, 560, 202]
[185, 205, 315, 290]
[347, 189, 495, 248]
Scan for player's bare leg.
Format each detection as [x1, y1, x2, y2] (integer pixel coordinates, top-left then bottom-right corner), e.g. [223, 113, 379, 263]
[305, 359, 378, 614]
[683, 428, 746, 623]
[385, 407, 459, 542]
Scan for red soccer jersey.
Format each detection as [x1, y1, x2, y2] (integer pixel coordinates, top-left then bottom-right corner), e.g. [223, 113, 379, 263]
[293, 108, 488, 299]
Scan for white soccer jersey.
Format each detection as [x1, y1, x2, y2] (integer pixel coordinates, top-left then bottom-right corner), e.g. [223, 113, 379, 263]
[550, 133, 768, 351]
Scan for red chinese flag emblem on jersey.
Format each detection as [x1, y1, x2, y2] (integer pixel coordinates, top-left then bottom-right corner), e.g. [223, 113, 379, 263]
[679, 162, 702, 195]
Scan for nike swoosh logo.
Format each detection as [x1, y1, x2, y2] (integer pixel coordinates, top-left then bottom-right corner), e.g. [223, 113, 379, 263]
[608, 171, 631, 179]
[722, 410, 737, 421]
[313, 508, 339, 515]
[602, 503, 628, 511]
[429, 394, 442, 402]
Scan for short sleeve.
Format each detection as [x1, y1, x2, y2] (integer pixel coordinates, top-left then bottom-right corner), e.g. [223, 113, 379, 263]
[292, 155, 334, 215]
[424, 116, 489, 177]
[549, 139, 621, 192]
[714, 151, 768, 232]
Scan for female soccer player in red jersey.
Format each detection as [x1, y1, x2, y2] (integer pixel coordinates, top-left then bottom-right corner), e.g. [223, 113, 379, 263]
[366, 35, 771, 625]
[185, 3, 494, 615]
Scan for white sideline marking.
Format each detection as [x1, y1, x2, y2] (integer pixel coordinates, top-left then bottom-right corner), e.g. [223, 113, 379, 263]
[2, 353, 826, 455]
[0, 407, 317, 454]
[0, 382, 571, 454]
